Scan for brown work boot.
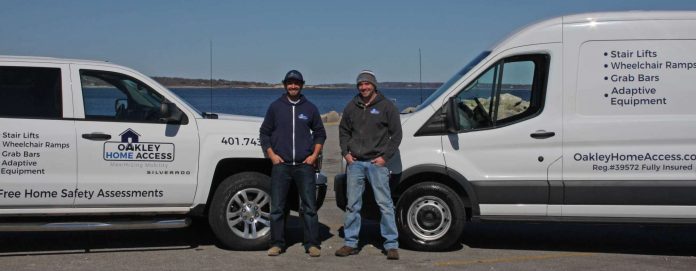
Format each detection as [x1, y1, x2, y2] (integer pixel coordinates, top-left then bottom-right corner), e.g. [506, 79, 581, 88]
[386, 249, 399, 260]
[334, 246, 358, 257]
[267, 246, 282, 256]
[307, 246, 321, 257]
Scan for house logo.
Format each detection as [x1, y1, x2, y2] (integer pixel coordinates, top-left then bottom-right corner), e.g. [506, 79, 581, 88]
[370, 108, 380, 115]
[121, 128, 140, 143]
[103, 129, 175, 162]
[298, 113, 309, 120]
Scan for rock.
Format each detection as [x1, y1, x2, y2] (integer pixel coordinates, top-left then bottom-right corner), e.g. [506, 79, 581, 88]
[497, 93, 529, 119]
[401, 107, 416, 113]
[322, 111, 341, 123]
[458, 94, 529, 120]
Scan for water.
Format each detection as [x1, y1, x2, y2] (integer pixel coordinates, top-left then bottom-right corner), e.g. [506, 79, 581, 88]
[171, 88, 436, 117]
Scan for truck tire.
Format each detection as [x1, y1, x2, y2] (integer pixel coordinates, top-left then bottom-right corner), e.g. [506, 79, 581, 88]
[396, 182, 466, 251]
[208, 172, 271, 250]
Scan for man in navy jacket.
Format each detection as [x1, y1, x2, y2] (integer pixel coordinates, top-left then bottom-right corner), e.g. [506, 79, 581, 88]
[260, 70, 326, 257]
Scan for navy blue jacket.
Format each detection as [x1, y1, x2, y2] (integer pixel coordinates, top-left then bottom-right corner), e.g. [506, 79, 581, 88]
[260, 94, 326, 164]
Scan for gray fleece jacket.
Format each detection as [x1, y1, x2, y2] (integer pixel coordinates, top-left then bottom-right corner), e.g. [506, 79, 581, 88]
[339, 92, 402, 161]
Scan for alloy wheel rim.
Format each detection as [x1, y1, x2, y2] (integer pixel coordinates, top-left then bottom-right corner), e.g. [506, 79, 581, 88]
[226, 188, 271, 239]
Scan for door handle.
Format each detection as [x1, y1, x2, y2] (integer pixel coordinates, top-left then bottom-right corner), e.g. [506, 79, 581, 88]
[530, 130, 555, 139]
[82, 133, 111, 141]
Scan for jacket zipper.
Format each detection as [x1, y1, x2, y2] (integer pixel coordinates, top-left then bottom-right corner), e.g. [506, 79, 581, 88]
[292, 104, 296, 165]
[358, 104, 367, 160]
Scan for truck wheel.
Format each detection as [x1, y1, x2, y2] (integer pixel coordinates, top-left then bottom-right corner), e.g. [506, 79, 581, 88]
[396, 182, 466, 251]
[208, 172, 271, 250]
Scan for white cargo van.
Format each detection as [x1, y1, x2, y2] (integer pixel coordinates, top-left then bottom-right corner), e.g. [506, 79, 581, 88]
[0, 56, 326, 250]
[335, 11, 696, 251]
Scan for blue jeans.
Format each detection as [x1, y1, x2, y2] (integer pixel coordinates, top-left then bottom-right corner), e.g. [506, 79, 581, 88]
[343, 161, 399, 250]
[270, 163, 319, 249]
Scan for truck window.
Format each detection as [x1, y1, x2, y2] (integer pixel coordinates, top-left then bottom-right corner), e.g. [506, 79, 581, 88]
[80, 70, 166, 123]
[0, 66, 62, 119]
[453, 54, 548, 131]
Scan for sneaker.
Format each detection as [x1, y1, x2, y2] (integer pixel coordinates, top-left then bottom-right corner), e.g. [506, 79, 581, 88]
[308, 246, 321, 257]
[334, 246, 358, 257]
[386, 249, 399, 260]
[267, 246, 282, 256]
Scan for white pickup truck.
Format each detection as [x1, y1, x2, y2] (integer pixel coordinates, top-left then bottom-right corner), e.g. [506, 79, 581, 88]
[0, 55, 326, 250]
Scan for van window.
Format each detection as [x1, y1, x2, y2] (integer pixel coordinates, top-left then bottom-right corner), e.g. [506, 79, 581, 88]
[80, 70, 165, 123]
[0, 66, 62, 119]
[452, 54, 548, 131]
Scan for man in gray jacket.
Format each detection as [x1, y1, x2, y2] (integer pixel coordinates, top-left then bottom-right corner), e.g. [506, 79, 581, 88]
[335, 70, 402, 260]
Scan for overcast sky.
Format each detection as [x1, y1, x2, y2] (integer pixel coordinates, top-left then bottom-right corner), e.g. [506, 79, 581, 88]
[2, 0, 696, 84]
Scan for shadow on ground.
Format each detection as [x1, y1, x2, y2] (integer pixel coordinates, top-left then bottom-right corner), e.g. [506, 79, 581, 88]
[333, 217, 696, 256]
[334, 220, 396, 253]
[0, 215, 333, 256]
[461, 222, 696, 256]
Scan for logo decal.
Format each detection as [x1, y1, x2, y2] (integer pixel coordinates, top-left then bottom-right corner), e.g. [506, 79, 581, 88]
[121, 128, 140, 143]
[103, 129, 175, 162]
[298, 113, 309, 120]
[370, 108, 380, 115]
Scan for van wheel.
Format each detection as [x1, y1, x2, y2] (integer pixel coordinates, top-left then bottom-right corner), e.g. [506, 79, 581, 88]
[208, 172, 271, 250]
[396, 182, 466, 251]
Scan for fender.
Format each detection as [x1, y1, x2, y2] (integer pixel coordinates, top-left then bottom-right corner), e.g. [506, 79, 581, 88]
[397, 164, 480, 217]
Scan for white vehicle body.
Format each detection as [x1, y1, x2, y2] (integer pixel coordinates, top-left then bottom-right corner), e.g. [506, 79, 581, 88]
[335, 11, 696, 251]
[0, 56, 326, 250]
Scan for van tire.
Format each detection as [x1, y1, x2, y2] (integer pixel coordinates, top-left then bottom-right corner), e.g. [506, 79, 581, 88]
[208, 172, 271, 250]
[396, 182, 466, 251]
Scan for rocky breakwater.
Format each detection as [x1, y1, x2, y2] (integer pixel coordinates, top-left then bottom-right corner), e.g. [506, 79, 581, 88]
[320, 107, 417, 125]
[321, 111, 341, 124]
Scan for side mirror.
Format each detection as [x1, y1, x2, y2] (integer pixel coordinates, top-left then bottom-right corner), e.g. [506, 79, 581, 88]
[115, 99, 128, 119]
[115, 99, 128, 111]
[160, 102, 187, 124]
[445, 96, 460, 134]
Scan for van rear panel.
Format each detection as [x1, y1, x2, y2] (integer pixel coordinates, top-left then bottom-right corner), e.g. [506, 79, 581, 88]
[562, 17, 696, 218]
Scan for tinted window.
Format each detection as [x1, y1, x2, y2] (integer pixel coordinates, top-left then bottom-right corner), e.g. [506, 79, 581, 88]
[0, 66, 62, 118]
[452, 54, 548, 131]
[81, 70, 165, 123]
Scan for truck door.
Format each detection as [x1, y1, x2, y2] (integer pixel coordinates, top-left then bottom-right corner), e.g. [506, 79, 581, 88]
[441, 47, 562, 217]
[71, 66, 199, 207]
[0, 63, 77, 207]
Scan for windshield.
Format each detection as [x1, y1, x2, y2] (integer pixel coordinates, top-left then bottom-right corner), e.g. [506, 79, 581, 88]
[168, 87, 203, 115]
[415, 51, 491, 111]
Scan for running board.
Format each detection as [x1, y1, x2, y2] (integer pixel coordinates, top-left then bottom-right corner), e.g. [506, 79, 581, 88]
[0, 218, 190, 232]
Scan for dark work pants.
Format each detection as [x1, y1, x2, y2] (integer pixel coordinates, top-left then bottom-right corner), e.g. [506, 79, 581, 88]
[269, 163, 319, 249]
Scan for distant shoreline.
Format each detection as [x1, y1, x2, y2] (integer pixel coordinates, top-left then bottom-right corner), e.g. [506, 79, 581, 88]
[165, 86, 439, 90]
[152, 76, 442, 89]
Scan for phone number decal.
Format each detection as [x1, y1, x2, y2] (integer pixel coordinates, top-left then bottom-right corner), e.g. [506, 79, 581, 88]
[221, 137, 261, 146]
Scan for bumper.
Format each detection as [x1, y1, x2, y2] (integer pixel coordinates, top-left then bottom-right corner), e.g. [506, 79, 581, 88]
[333, 173, 348, 211]
[315, 172, 328, 210]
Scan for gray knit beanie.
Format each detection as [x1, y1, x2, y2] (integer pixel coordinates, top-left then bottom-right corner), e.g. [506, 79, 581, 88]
[356, 70, 378, 89]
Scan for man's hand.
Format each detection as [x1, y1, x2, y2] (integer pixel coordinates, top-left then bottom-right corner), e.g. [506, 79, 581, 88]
[270, 153, 284, 165]
[266, 148, 284, 165]
[344, 153, 356, 164]
[371, 156, 386, 167]
[303, 154, 318, 166]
